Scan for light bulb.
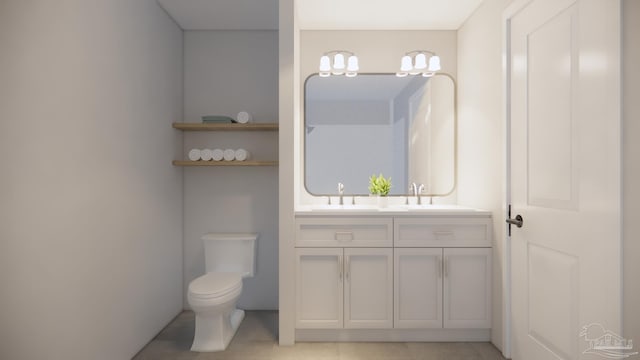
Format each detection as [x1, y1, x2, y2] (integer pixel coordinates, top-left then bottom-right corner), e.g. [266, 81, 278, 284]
[396, 72, 408, 77]
[414, 53, 427, 70]
[319, 71, 331, 77]
[347, 55, 359, 72]
[319, 55, 331, 72]
[345, 72, 357, 77]
[333, 53, 345, 70]
[400, 55, 413, 72]
[428, 55, 441, 72]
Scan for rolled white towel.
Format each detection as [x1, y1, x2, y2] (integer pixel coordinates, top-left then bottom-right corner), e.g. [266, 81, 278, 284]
[211, 149, 224, 161]
[236, 111, 252, 124]
[223, 149, 235, 161]
[234, 148, 250, 161]
[200, 148, 213, 161]
[188, 149, 201, 161]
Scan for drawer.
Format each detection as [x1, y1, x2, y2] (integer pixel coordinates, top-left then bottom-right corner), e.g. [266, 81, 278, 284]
[295, 217, 393, 247]
[394, 217, 492, 247]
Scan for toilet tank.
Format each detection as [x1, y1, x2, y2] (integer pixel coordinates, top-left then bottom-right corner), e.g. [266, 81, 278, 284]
[202, 233, 257, 278]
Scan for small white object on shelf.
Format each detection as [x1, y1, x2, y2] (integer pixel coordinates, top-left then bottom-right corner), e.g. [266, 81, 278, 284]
[201, 149, 214, 161]
[212, 149, 224, 161]
[223, 149, 236, 161]
[235, 149, 250, 161]
[236, 111, 252, 124]
[188, 149, 201, 161]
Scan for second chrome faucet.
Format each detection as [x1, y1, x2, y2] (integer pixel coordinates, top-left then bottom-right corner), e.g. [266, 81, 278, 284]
[409, 182, 425, 205]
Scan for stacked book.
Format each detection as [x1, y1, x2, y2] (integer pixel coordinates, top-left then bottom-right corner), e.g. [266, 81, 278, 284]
[201, 115, 237, 124]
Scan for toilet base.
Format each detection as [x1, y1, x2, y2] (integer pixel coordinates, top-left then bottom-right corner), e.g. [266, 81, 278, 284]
[191, 308, 245, 352]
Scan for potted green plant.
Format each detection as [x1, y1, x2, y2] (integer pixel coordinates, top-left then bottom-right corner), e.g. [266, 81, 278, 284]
[369, 173, 392, 207]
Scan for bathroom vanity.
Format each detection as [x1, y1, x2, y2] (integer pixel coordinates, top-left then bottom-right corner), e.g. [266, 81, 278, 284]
[293, 206, 492, 342]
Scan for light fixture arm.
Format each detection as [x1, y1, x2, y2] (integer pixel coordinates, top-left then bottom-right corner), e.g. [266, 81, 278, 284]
[322, 50, 356, 57]
[403, 50, 437, 57]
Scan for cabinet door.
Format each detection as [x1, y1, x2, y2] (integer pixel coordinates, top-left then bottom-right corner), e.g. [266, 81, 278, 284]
[295, 248, 343, 329]
[344, 248, 393, 329]
[394, 248, 443, 328]
[443, 248, 492, 328]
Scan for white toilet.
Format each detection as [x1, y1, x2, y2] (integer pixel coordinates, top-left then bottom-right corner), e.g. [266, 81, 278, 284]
[188, 232, 257, 352]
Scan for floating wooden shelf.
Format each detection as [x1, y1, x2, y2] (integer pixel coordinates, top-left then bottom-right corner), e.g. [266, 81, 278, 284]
[173, 160, 278, 167]
[172, 123, 278, 131]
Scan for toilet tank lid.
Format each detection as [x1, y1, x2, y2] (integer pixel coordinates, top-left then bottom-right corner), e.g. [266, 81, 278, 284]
[201, 233, 258, 241]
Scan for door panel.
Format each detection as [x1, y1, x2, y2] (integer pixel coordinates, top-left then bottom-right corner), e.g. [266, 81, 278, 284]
[295, 248, 343, 328]
[344, 248, 393, 329]
[394, 248, 443, 328]
[443, 248, 492, 329]
[527, 6, 578, 209]
[528, 243, 579, 359]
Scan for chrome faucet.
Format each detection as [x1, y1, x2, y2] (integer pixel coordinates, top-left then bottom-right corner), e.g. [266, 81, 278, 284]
[408, 182, 418, 204]
[417, 183, 425, 205]
[338, 182, 344, 205]
[409, 182, 426, 205]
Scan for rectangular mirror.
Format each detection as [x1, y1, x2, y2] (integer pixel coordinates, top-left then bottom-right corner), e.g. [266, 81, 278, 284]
[304, 73, 456, 196]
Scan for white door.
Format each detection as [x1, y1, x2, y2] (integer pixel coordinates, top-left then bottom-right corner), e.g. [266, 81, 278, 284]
[506, 0, 621, 359]
[394, 248, 443, 328]
[443, 248, 492, 329]
[344, 248, 393, 329]
[295, 248, 343, 329]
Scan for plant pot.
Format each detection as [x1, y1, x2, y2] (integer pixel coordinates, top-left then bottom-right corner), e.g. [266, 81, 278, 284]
[377, 195, 388, 208]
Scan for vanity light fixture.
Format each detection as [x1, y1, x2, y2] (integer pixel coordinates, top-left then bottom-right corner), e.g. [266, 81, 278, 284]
[396, 50, 441, 77]
[319, 50, 359, 77]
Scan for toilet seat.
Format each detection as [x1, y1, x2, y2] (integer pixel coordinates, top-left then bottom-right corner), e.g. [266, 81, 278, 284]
[188, 272, 242, 300]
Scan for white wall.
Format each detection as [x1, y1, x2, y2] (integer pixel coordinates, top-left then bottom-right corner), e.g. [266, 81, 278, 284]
[0, 1, 184, 359]
[623, 0, 640, 345]
[278, 0, 299, 345]
[457, 0, 510, 352]
[182, 31, 279, 310]
[299, 30, 458, 205]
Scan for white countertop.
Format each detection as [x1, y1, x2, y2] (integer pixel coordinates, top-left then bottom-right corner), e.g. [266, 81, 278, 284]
[295, 204, 492, 217]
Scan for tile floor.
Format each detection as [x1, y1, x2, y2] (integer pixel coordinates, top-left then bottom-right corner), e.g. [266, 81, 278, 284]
[133, 311, 507, 360]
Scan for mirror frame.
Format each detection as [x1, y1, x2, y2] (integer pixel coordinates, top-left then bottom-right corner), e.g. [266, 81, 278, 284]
[303, 72, 457, 197]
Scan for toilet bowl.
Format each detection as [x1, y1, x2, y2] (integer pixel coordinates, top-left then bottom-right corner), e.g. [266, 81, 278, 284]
[188, 272, 245, 352]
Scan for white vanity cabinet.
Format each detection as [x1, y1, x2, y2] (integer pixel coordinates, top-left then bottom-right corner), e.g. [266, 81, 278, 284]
[394, 217, 492, 330]
[295, 247, 393, 329]
[294, 217, 394, 329]
[394, 247, 492, 330]
[294, 211, 492, 341]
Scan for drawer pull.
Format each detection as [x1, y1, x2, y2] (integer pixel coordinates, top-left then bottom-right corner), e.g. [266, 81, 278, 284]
[335, 231, 354, 241]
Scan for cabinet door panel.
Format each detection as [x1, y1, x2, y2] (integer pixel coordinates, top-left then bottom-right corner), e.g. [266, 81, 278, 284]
[443, 248, 492, 328]
[344, 248, 393, 329]
[394, 248, 443, 328]
[295, 248, 343, 328]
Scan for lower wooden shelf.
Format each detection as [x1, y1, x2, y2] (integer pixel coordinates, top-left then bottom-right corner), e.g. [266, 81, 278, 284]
[173, 160, 278, 167]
